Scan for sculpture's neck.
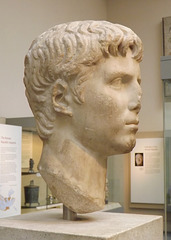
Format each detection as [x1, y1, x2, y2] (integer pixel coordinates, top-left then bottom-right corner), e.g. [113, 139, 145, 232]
[38, 139, 107, 213]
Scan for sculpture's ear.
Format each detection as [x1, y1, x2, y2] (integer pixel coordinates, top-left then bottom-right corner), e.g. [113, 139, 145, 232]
[52, 79, 73, 117]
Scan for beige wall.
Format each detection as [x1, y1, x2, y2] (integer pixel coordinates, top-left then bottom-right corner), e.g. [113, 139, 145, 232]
[0, 0, 107, 118]
[106, 0, 171, 132]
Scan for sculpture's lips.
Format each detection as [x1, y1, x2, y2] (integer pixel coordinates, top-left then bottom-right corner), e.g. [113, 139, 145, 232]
[125, 120, 139, 131]
[126, 124, 138, 129]
[126, 119, 139, 125]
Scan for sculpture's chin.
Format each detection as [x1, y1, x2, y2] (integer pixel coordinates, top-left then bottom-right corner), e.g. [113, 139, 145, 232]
[109, 135, 137, 156]
[123, 137, 136, 153]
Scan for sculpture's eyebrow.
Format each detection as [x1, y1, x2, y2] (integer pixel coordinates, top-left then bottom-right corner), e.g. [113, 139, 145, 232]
[106, 68, 141, 82]
[106, 71, 133, 81]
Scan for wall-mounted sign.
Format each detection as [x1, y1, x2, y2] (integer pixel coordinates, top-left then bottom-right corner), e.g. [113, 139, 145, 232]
[131, 138, 164, 204]
[0, 124, 22, 218]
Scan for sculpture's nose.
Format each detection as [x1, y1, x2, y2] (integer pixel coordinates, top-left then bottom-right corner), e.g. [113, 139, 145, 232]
[128, 81, 142, 113]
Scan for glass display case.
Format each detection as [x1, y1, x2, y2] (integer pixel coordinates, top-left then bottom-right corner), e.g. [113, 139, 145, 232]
[161, 56, 171, 239]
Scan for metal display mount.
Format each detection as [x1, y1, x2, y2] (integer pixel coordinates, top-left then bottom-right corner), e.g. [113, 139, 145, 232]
[63, 205, 77, 221]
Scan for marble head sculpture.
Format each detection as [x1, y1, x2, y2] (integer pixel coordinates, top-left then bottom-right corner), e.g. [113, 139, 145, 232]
[24, 20, 143, 214]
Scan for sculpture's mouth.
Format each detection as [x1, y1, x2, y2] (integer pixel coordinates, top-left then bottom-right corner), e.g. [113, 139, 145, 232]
[125, 118, 139, 125]
[124, 120, 139, 135]
[126, 124, 138, 132]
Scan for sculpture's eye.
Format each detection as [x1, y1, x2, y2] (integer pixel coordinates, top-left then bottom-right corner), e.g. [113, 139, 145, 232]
[110, 77, 122, 89]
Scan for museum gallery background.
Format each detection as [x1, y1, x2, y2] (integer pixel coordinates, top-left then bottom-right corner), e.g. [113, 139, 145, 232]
[0, 0, 170, 214]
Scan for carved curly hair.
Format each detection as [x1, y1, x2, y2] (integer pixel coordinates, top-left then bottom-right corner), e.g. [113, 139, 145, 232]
[23, 20, 143, 139]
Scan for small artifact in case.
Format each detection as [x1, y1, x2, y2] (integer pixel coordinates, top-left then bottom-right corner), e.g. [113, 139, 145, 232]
[24, 180, 40, 208]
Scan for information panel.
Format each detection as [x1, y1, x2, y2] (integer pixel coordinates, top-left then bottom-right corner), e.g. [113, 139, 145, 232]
[131, 138, 164, 204]
[0, 124, 22, 218]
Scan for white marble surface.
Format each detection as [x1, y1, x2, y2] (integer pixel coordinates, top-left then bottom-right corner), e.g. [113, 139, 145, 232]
[0, 208, 162, 240]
